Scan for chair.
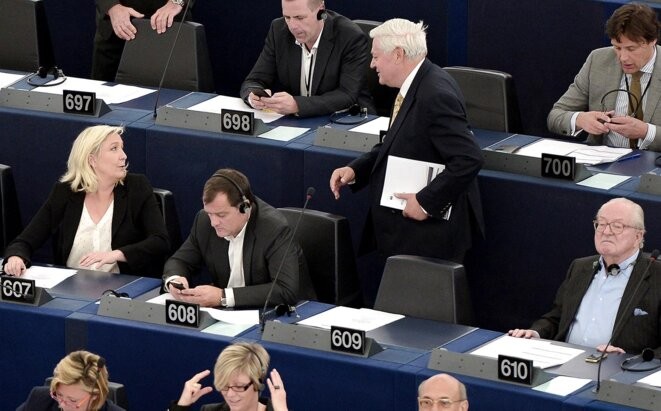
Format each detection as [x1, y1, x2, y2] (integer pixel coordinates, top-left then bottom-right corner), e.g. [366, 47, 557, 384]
[443, 66, 521, 133]
[45, 377, 128, 409]
[278, 208, 361, 306]
[0, 0, 56, 72]
[353, 19, 399, 117]
[153, 188, 182, 253]
[115, 18, 214, 92]
[374, 255, 474, 324]
[0, 164, 22, 254]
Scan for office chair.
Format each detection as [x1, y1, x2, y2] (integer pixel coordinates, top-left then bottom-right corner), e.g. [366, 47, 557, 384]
[45, 377, 128, 409]
[374, 255, 474, 324]
[278, 208, 362, 306]
[444, 66, 522, 133]
[353, 19, 399, 117]
[153, 188, 182, 253]
[0, 164, 22, 254]
[0, 0, 56, 72]
[115, 18, 214, 92]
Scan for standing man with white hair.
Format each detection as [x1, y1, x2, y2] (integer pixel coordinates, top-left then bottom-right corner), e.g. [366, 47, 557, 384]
[329, 18, 484, 266]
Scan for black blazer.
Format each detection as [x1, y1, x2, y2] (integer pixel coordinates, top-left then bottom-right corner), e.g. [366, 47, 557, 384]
[349, 59, 485, 259]
[240, 10, 374, 117]
[168, 397, 275, 411]
[4, 174, 170, 277]
[17, 386, 125, 411]
[532, 253, 661, 356]
[163, 197, 315, 307]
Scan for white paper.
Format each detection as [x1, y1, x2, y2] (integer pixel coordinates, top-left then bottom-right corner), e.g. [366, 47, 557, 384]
[470, 335, 585, 369]
[187, 94, 283, 123]
[349, 116, 390, 135]
[31, 77, 155, 104]
[297, 306, 404, 331]
[21, 266, 78, 289]
[532, 376, 591, 396]
[638, 368, 661, 387]
[147, 293, 259, 325]
[576, 173, 630, 190]
[516, 139, 631, 165]
[0, 72, 26, 89]
[201, 321, 254, 337]
[259, 126, 309, 141]
[380, 155, 445, 210]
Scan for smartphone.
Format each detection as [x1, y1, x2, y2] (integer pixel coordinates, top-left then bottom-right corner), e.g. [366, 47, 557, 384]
[169, 281, 185, 290]
[251, 88, 270, 98]
[585, 353, 607, 363]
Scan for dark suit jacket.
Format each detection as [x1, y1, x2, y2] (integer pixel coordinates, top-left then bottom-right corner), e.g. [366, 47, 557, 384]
[4, 174, 170, 277]
[169, 397, 274, 411]
[17, 386, 125, 411]
[163, 197, 315, 308]
[240, 10, 374, 117]
[531, 253, 661, 356]
[348, 59, 485, 259]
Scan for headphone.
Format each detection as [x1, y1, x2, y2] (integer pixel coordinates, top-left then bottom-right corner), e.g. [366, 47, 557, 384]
[212, 172, 251, 214]
[592, 259, 622, 276]
[621, 348, 659, 372]
[27, 66, 66, 87]
[243, 344, 267, 390]
[329, 104, 368, 125]
[102, 289, 129, 298]
[317, 8, 328, 21]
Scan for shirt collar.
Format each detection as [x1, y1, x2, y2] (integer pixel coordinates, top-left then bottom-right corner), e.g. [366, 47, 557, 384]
[224, 219, 248, 242]
[399, 58, 425, 98]
[295, 25, 324, 54]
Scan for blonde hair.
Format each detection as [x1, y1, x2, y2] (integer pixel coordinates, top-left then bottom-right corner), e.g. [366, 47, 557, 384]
[50, 350, 110, 411]
[213, 343, 269, 392]
[370, 18, 428, 59]
[60, 125, 125, 193]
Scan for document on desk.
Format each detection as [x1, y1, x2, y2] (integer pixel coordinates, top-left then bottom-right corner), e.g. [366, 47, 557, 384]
[532, 376, 591, 396]
[380, 155, 445, 211]
[638, 369, 661, 387]
[576, 173, 630, 190]
[147, 293, 259, 325]
[21, 266, 77, 289]
[470, 335, 585, 369]
[187, 95, 283, 123]
[515, 139, 631, 165]
[259, 126, 309, 141]
[32, 77, 155, 104]
[297, 306, 403, 331]
[349, 116, 390, 135]
[0, 72, 26, 89]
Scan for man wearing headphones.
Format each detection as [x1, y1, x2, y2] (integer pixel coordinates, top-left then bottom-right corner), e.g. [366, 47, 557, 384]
[240, 0, 374, 117]
[163, 168, 315, 308]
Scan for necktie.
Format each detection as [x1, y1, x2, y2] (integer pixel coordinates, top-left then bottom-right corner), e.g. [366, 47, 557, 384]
[628, 71, 643, 149]
[390, 93, 404, 126]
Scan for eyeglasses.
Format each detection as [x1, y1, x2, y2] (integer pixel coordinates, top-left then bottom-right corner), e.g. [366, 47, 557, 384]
[50, 391, 91, 408]
[593, 220, 641, 235]
[418, 397, 466, 409]
[220, 381, 253, 393]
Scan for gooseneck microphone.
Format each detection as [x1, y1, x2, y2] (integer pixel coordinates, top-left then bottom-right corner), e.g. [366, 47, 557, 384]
[152, 0, 192, 118]
[594, 249, 660, 392]
[259, 187, 315, 333]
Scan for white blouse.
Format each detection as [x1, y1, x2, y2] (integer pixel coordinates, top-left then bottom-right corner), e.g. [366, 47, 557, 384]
[66, 201, 119, 273]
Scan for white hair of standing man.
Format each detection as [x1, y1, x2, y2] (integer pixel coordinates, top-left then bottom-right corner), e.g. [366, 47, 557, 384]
[369, 18, 428, 59]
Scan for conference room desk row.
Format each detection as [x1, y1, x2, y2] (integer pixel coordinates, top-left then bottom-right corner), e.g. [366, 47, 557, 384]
[2, 81, 661, 333]
[1, 270, 651, 411]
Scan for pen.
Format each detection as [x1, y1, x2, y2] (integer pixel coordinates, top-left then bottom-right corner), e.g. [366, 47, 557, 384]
[617, 153, 641, 162]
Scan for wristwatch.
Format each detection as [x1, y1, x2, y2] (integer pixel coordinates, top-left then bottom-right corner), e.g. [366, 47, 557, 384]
[220, 289, 227, 307]
[170, 0, 185, 6]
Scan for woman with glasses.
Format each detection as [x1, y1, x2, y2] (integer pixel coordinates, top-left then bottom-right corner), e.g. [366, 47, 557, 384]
[16, 350, 124, 411]
[169, 342, 289, 411]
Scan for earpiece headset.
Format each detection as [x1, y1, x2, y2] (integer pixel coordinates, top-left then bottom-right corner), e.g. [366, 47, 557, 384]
[212, 172, 251, 214]
[329, 104, 368, 125]
[102, 289, 129, 298]
[317, 8, 328, 21]
[26, 65, 66, 87]
[243, 344, 267, 390]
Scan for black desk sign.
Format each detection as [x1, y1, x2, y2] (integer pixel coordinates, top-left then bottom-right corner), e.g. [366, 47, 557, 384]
[221, 109, 254, 135]
[497, 354, 533, 385]
[330, 326, 366, 355]
[165, 300, 200, 328]
[1, 276, 36, 304]
[541, 153, 575, 180]
[63, 90, 96, 116]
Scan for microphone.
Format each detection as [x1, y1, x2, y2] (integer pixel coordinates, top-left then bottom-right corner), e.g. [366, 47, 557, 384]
[329, 104, 368, 125]
[594, 249, 660, 392]
[260, 186, 315, 333]
[152, 1, 193, 118]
